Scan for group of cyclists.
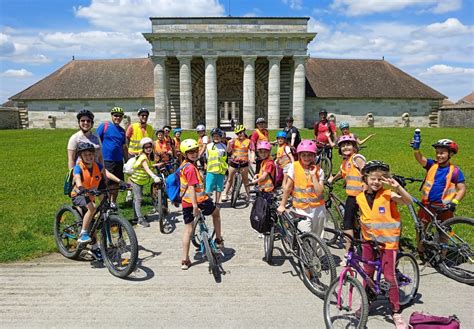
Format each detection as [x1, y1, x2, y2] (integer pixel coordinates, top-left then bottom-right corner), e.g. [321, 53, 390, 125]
[66, 106, 466, 329]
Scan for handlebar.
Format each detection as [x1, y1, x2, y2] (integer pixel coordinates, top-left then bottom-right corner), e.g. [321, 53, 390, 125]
[76, 185, 129, 196]
[392, 174, 424, 188]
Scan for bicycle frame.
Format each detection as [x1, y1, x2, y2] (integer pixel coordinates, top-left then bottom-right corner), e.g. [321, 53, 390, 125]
[196, 214, 219, 256]
[277, 210, 314, 265]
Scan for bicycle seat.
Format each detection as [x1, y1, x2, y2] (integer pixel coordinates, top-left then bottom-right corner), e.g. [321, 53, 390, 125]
[288, 211, 309, 223]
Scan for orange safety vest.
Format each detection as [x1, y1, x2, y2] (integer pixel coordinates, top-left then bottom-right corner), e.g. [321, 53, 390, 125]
[421, 163, 457, 203]
[356, 189, 401, 250]
[255, 129, 269, 142]
[276, 144, 291, 167]
[257, 158, 275, 192]
[71, 160, 101, 201]
[292, 161, 324, 209]
[341, 153, 364, 196]
[180, 161, 208, 204]
[232, 138, 250, 162]
[173, 137, 181, 155]
[154, 139, 171, 162]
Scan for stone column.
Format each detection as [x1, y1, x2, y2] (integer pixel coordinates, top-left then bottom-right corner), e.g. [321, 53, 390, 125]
[177, 56, 193, 129]
[292, 56, 307, 129]
[242, 56, 257, 129]
[267, 55, 283, 129]
[204, 56, 218, 129]
[224, 102, 229, 120]
[152, 56, 167, 128]
[231, 102, 236, 120]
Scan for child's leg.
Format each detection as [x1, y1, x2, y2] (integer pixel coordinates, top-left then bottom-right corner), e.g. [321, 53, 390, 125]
[131, 182, 144, 219]
[182, 222, 194, 261]
[222, 166, 236, 197]
[211, 207, 222, 241]
[361, 243, 376, 281]
[82, 202, 96, 232]
[241, 167, 250, 197]
[311, 205, 327, 239]
[380, 249, 401, 314]
[215, 173, 224, 204]
[343, 196, 358, 251]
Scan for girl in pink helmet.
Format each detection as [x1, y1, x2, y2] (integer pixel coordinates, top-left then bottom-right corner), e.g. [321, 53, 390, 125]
[277, 139, 327, 238]
[250, 141, 276, 195]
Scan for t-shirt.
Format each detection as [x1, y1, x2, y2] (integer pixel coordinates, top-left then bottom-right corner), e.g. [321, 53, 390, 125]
[424, 159, 465, 203]
[181, 162, 201, 208]
[283, 126, 301, 147]
[67, 131, 102, 163]
[96, 121, 126, 162]
[261, 159, 276, 178]
[314, 121, 336, 144]
[287, 163, 325, 217]
[73, 162, 104, 176]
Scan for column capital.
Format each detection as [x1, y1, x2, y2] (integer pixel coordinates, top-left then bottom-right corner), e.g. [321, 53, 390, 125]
[292, 55, 309, 65]
[203, 55, 218, 64]
[151, 55, 166, 63]
[176, 55, 192, 64]
[242, 55, 257, 65]
[267, 55, 284, 64]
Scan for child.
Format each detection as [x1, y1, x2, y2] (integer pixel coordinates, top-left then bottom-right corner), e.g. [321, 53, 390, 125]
[356, 160, 412, 328]
[251, 117, 269, 173]
[154, 128, 173, 164]
[275, 131, 294, 189]
[277, 140, 326, 238]
[250, 141, 276, 197]
[179, 139, 224, 270]
[328, 135, 366, 245]
[205, 128, 228, 204]
[338, 121, 375, 146]
[196, 124, 209, 168]
[172, 128, 182, 161]
[130, 137, 161, 228]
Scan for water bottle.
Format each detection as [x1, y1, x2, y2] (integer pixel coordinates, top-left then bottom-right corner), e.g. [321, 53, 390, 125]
[412, 129, 421, 149]
[338, 204, 345, 217]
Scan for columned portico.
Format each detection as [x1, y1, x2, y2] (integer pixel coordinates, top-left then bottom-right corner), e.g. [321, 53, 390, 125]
[242, 56, 256, 129]
[204, 56, 218, 128]
[152, 56, 168, 128]
[177, 56, 193, 129]
[267, 56, 283, 129]
[293, 56, 307, 129]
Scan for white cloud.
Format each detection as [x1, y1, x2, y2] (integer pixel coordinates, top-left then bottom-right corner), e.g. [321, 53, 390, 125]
[423, 64, 474, 75]
[414, 18, 473, 37]
[282, 0, 303, 10]
[0, 33, 16, 55]
[1, 69, 33, 78]
[13, 54, 52, 64]
[431, 0, 462, 13]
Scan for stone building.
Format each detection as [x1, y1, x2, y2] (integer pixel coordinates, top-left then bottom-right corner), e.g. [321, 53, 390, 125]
[8, 17, 445, 129]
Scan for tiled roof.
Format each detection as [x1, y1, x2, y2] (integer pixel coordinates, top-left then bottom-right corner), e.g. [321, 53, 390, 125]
[458, 91, 474, 104]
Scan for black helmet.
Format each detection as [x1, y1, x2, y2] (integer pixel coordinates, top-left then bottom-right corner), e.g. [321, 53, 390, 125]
[76, 109, 94, 121]
[319, 109, 328, 115]
[362, 160, 390, 175]
[210, 128, 224, 137]
[77, 142, 95, 154]
[286, 116, 294, 122]
[137, 107, 149, 116]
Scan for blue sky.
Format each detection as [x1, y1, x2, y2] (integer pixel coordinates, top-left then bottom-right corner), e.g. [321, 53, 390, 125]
[1, 0, 473, 103]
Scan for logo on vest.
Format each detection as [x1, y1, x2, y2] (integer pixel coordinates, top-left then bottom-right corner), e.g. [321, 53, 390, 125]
[378, 206, 385, 214]
[95, 176, 100, 181]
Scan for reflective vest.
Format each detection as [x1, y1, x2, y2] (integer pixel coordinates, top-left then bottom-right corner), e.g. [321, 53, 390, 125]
[206, 143, 228, 174]
[258, 159, 275, 192]
[292, 161, 324, 209]
[130, 153, 152, 186]
[173, 137, 181, 155]
[277, 144, 291, 167]
[421, 163, 457, 203]
[357, 189, 401, 250]
[154, 140, 171, 162]
[341, 153, 364, 196]
[180, 161, 208, 204]
[71, 160, 101, 201]
[232, 138, 250, 162]
[255, 129, 269, 142]
[129, 122, 154, 155]
[198, 135, 208, 153]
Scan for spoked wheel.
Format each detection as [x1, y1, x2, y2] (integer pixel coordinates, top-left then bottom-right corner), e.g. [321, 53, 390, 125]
[151, 183, 165, 233]
[100, 215, 139, 278]
[202, 231, 220, 281]
[231, 173, 242, 208]
[324, 207, 342, 246]
[191, 217, 215, 248]
[298, 233, 337, 298]
[396, 252, 420, 307]
[437, 216, 474, 285]
[320, 156, 332, 178]
[264, 225, 275, 263]
[54, 205, 83, 259]
[324, 275, 368, 329]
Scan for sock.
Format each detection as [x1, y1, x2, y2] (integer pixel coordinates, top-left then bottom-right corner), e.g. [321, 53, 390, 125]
[80, 229, 87, 235]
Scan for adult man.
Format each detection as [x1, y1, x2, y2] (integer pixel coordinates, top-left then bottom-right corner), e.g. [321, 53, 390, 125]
[96, 107, 128, 209]
[313, 109, 336, 146]
[126, 108, 154, 157]
[283, 116, 301, 149]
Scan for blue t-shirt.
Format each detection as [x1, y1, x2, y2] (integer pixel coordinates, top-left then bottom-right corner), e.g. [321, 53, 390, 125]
[425, 159, 465, 203]
[96, 121, 126, 162]
[74, 162, 104, 176]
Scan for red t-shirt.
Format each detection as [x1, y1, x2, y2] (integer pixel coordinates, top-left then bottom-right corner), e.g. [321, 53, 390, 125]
[181, 163, 200, 208]
[314, 121, 336, 143]
[261, 159, 276, 177]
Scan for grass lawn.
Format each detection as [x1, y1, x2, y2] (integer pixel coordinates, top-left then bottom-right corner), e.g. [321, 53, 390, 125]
[0, 127, 472, 262]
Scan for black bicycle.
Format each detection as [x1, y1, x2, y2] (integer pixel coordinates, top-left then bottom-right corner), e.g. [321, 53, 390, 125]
[54, 187, 139, 278]
[316, 141, 333, 178]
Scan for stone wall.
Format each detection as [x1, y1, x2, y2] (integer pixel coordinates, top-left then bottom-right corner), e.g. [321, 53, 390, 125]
[0, 107, 20, 129]
[438, 107, 474, 128]
[304, 98, 441, 128]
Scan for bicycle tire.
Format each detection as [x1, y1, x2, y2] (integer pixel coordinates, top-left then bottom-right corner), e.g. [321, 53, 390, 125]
[54, 205, 83, 259]
[324, 275, 369, 329]
[191, 219, 201, 248]
[278, 215, 293, 255]
[231, 173, 242, 208]
[320, 156, 332, 178]
[396, 252, 419, 307]
[100, 215, 139, 278]
[298, 233, 337, 298]
[264, 225, 275, 263]
[157, 189, 165, 233]
[437, 216, 474, 285]
[202, 231, 219, 279]
[324, 207, 342, 246]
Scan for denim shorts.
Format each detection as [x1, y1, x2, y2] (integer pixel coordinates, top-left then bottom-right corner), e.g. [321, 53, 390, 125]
[205, 172, 225, 193]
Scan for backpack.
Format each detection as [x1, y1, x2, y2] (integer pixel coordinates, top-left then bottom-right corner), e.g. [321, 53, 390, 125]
[250, 195, 271, 233]
[165, 162, 191, 203]
[409, 312, 460, 329]
[123, 156, 138, 175]
[63, 168, 74, 196]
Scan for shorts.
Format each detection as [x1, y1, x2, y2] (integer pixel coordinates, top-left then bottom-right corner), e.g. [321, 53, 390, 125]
[343, 196, 359, 230]
[229, 161, 248, 169]
[205, 172, 225, 194]
[104, 160, 124, 182]
[282, 163, 291, 174]
[72, 195, 93, 207]
[182, 199, 216, 224]
[418, 202, 453, 223]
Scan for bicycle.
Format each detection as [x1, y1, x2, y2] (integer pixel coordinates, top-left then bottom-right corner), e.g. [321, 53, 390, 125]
[393, 175, 474, 285]
[229, 161, 249, 208]
[316, 141, 333, 178]
[265, 198, 337, 298]
[323, 181, 346, 246]
[54, 187, 139, 278]
[323, 229, 420, 328]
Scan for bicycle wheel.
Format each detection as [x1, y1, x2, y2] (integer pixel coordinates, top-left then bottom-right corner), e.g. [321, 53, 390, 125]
[202, 231, 220, 280]
[158, 189, 166, 234]
[320, 156, 332, 178]
[264, 225, 275, 263]
[54, 205, 83, 259]
[100, 215, 139, 278]
[324, 207, 342, 246]
[396, 252, 419, 307]
[191, 217, 215, 248]
[299, 233, 337, 298]
[437, 216, 474, 285]
[231, 173, 242, 208]
[324, 275, 369, 329]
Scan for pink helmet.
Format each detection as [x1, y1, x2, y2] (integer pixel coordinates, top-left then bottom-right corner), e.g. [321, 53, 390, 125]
[337, 135, 357, 147]
[296, 139, 317, 154]
[257, 141, 272, 151]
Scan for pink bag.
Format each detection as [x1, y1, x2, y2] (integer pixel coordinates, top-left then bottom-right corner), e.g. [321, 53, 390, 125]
[409, 312, 460, 329]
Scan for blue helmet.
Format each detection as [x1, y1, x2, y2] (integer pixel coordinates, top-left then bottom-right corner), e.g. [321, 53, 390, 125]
[276, 131, 287, 139]
[173, 128, 182, 135]
[339, 121, 350, 129]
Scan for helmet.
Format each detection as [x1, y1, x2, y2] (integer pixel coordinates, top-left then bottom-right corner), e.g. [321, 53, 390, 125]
[256, 117, 266, 124]
[76, 109, 94, 121]
[173, 128, 182, 135]
[137, 108, 149, 116]
[139, 137, 153, 148]
[163, 125, 171, 131]
[110, 107, 124, 116]
[180, 138, 199, 153]
[196, 124, 206, 132]
[155, 128, 164, 135]
[77, 142, 95, 154]
[286, 116, 294, 122]
[296, 139, 317, 154]
[234, 124, 246, 134]
[339, 121, 350, 129]
[319, 109, 328, 115]
[257, 141, 272, 151]
[362, 160, 390, 175]
[276, 131, 287, 139]
[432, 139, 458, 154]
[337, 135, 357, 147]
[210, 128, 224, 137]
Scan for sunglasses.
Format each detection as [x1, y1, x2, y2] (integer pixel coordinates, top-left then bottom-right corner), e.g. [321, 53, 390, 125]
[187, 149, 199, 154]
[140, 114, 149, 118]
[112, 114, 123, 118]
[144, 145, 153, 149]
[80, 119, 92, 123]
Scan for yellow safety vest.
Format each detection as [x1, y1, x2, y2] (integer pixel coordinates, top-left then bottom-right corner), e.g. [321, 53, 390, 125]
[129, 122, 154, 155]
[292, 161, 324, 209]
[130, 153, 152, 186]
[206, 143, 228, 175]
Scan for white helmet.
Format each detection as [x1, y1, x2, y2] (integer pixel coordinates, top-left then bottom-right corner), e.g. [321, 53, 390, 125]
[139, 137, 153, 148]
[196, 124, 206, 132]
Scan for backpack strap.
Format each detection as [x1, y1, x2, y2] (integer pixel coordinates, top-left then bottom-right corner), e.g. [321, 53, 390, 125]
[99, 121, 109, 141]
[178, 162, 192, 200]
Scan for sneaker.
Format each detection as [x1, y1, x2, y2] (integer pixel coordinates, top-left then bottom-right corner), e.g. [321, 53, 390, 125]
[392, 313, 408, 329]
[125, 191, 133, 202]
[181, 259, 191, 270]
[137, 217, 150, 228]
[77, 232, 92, 244]
[90, 248, 103, 261]
[109, 202, 118, 210]
[215, 237, 225, 249]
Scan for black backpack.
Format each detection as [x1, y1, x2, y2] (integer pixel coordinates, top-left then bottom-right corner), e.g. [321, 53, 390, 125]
[250, 195, 271, 233]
